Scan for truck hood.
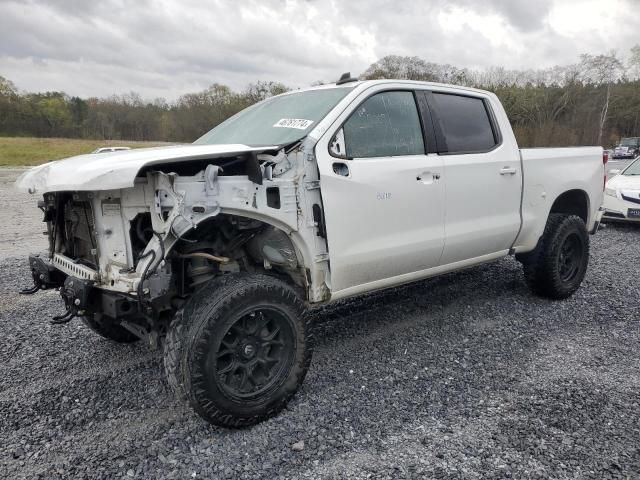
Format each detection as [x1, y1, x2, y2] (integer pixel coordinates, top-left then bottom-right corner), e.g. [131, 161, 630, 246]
[15, 143, 277, 194]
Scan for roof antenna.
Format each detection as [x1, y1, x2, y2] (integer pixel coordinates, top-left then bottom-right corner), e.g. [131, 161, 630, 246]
[336, 72, 358, 85]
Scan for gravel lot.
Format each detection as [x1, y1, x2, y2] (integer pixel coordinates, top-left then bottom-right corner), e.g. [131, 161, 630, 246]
[1, 169, 639, 479]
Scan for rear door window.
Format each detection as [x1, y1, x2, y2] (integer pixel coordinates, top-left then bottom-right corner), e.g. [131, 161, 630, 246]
[431, 93, 498, 153]
[343, 91, 425, 159]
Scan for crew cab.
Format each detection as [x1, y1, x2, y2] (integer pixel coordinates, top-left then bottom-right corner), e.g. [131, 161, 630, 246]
[16, 77, 606, 428]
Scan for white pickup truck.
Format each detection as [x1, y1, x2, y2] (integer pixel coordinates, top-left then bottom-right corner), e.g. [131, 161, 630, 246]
[16, 77, 605, 427]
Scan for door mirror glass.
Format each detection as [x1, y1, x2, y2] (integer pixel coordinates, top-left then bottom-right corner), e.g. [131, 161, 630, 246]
[329, 128, 348, 159]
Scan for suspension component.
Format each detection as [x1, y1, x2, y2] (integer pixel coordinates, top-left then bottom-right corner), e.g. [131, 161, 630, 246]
[186, 256, 216, 289]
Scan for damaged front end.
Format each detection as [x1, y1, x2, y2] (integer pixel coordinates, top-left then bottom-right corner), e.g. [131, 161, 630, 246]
[19, 143, 331, 343]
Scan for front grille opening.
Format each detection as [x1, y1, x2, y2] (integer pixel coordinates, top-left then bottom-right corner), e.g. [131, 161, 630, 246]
[57, 196, 99, 269]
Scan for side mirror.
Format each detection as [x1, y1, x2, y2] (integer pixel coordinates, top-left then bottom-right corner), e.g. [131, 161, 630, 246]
[329, 128, 349, 159]
[609, 169, 621, 176]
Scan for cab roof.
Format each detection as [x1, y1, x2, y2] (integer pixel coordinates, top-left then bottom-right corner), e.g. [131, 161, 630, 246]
[283, 78, 492, 98]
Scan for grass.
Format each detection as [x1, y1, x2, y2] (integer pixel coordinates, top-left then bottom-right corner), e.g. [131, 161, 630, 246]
[0, 137, 172, 167]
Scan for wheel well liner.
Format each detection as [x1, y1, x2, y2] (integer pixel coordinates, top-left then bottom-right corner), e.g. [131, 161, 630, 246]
[549, 189, 589, 223]
[170, 213, 309, 295]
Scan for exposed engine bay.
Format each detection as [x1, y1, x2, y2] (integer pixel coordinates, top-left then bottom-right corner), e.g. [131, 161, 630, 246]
[22, 142, 331, 343]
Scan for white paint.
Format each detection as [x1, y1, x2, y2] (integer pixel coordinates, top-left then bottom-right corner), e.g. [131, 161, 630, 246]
[602, 171, 640, 222]
[14, 144, 278, 194]
[313, 80, 603, 298]
[317, 152, 446, 292]
[515, 146, 604, 251]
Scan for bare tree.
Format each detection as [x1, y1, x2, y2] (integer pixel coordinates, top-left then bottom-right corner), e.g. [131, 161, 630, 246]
[0, 76, 17, 97]
[579, 52, 625, 144]
[628, 44, 640, 80]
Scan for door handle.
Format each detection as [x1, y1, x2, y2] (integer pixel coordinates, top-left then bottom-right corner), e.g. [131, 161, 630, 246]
[499, 167, 517, 175]
[416, 172, 441, 183]
[333, 162, 350, 177]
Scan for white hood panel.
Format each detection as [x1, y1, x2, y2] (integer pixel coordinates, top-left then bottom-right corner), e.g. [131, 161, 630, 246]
[607, 174, 640, 190]
[15, 144, 276, 194]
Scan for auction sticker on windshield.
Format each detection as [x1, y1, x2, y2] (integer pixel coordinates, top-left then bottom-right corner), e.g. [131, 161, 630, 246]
[273, 118, 314, 129]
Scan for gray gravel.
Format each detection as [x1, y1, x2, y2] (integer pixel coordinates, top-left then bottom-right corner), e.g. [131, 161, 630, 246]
[0, 169, 47, 260]
[1, 172, 639, 479]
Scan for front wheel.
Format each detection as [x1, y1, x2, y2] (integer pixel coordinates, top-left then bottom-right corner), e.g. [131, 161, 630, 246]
[163, 273, 313, 428]
[521, 214, 590, 299]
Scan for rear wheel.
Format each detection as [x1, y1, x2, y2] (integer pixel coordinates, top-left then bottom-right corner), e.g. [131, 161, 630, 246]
[164, 273, 313, 428]
[521, 214, 590, 299]
[81, 313, 140, 343]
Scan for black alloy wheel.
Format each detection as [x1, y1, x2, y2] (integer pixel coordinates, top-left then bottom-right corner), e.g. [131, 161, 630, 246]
[216, 307, 295, 400]
[557, 233, 584, 283]
[163, 273, 313, 428]
[521, 214, 590, 299]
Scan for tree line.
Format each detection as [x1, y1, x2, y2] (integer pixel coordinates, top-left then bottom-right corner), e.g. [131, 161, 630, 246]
[1, 47, 639, 148]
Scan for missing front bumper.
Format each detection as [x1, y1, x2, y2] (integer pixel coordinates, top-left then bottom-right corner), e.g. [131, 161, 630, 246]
[21, 253, 138, 325]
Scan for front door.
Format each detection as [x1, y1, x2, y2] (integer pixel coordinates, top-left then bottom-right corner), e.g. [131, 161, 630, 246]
[315, 90, 446, 295]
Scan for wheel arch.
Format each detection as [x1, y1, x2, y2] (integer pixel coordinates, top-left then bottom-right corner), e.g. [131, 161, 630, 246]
[167, 210, 314, 300]
[548, 189, 590, 224]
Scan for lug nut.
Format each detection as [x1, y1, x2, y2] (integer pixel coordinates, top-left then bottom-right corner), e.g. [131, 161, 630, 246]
[74, 298, 81, 306]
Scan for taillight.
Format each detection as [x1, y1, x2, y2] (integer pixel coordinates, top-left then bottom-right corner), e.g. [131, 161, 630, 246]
[603, 151, 608, 190]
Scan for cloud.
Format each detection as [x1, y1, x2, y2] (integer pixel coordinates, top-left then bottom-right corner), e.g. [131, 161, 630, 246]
[0, 0, 637, 100]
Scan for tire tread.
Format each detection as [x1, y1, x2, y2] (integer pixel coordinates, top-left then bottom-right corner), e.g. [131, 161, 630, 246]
[163, 273, 313, 428]
[522, 214, 589, 299]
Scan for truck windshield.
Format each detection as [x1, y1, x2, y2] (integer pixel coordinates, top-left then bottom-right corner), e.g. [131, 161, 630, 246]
[194, 87, 354, 147]
[623, 158, 640, 175]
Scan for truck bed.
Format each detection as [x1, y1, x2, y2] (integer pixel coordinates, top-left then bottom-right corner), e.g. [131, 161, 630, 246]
[514, 147, 604, 252]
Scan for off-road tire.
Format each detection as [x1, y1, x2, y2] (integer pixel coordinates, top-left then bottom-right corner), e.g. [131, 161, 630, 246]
[163, 273, 313, 428]
[81, 314, 140, 343]
[521, 214, 589, 299]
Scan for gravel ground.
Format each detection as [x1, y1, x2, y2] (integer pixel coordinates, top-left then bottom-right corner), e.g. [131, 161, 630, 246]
[1, 170, 639, 479]
[0, 169, 47, 260]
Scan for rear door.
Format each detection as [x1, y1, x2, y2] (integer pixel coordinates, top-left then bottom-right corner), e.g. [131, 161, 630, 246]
[426, 91, 522, 264]
[315, 88, 445, 294]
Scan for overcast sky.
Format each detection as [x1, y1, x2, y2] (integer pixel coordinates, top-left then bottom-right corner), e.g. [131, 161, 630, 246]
[0, 0, 637, 100]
